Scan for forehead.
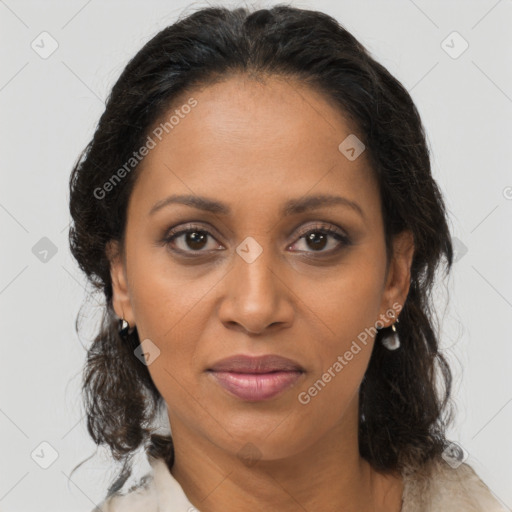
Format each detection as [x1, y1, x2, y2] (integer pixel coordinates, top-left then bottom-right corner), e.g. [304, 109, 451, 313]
[129, 73, 378, 218]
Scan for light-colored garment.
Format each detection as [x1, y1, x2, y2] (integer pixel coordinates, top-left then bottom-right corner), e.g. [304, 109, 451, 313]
[96, 453, 507, 511]
[400, 457, 507, 511]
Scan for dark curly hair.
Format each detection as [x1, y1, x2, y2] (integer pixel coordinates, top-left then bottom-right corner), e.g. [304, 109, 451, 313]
[68, 3, 454, 496]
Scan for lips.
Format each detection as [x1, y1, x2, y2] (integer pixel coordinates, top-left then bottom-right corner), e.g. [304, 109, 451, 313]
[207, 354, 305, 401]
[208, 354, 304, 373]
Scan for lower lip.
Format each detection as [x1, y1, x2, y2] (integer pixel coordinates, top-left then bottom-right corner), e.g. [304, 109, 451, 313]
[208, 370, 303, 401]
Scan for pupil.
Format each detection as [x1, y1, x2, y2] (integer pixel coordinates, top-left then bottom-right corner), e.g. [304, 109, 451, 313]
[307, 232, 327, 250]
[187, 231, 207, 250]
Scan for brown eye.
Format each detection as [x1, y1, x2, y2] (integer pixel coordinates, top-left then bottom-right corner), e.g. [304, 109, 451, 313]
[181, 230, 209, 250]
[161, 222, 351, 257]
[163, 225, 222, 254]
[304, 231, 329, 251]
[290, 225, 351, 254]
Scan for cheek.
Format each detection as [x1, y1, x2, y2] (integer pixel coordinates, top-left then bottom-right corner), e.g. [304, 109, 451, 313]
[293, 258, 383, 401]
[133, 303, 209, 414]
[297, 257, 384, 344]
[295, 295, 376, 430]
[125, 252, 215, 397]
[128, 241, 217, 341]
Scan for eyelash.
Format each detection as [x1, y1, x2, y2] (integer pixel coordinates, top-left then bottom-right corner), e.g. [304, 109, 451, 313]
[161, 222, 352, 257]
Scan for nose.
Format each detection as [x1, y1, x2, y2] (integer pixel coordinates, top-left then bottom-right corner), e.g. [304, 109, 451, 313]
[217, 241, 294, 335]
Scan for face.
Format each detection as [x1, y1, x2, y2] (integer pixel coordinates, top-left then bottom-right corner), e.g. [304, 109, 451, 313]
[108, 73, 414, 463]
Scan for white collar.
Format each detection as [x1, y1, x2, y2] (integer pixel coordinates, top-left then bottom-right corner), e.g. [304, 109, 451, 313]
[149, 456, 197, 511]
[101, 453, 507, 511]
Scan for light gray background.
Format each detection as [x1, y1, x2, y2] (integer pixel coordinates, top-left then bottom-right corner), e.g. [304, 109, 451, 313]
[1, 0, 511, 510]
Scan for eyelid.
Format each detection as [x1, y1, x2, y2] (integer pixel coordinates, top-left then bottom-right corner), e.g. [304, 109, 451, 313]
[161, 221, 351, 254]
[164, 222, 223, 242]
[294, 222, 348, 240]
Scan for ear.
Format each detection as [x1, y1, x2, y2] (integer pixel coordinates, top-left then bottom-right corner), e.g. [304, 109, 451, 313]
[106, 240, 135, 327]
[378, 230, 415, 326]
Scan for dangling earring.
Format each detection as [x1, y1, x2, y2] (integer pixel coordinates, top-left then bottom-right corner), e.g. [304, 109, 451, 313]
[381, 312, 401, 350]
[118, 317, 135, 342]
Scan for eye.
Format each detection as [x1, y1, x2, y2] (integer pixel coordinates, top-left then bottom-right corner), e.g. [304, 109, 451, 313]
[289, 223, 351, 254]
[161, 221, 351, 257]
[162, 224, 223, 254]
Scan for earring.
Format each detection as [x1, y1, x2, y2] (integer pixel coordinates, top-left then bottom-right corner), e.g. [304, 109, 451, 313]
[380, 312, 401, 351]
[118, 317, 135, 342]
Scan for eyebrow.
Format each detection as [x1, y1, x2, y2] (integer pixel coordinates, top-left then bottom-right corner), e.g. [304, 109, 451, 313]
[149, 193, 365, 220]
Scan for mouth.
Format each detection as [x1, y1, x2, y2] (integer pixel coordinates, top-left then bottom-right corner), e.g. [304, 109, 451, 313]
[206, 354, 305, 401]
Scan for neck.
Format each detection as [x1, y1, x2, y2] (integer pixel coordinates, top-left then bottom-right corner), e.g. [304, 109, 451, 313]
[168, 398, 403, 512]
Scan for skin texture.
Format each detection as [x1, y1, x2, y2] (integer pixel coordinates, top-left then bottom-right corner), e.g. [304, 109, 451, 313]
[108, 74, 415, 511]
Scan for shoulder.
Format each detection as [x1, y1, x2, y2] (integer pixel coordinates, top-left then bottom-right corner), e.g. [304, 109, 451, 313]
[94, 473, 158, 512]
[92, 455, 196, 512]
[402, 456, 507, 511]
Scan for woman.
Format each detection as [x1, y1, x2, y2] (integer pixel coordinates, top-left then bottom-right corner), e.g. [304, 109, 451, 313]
[68, 5, 506, 511]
